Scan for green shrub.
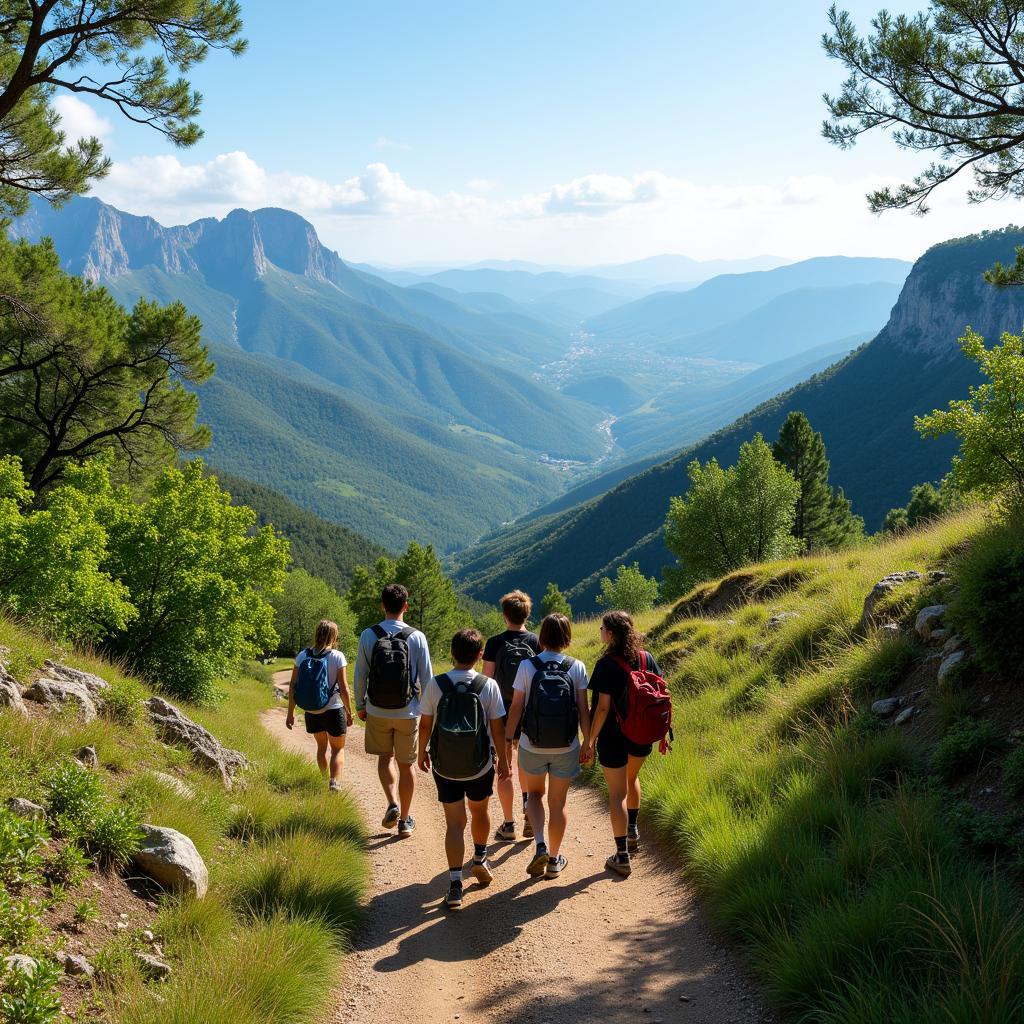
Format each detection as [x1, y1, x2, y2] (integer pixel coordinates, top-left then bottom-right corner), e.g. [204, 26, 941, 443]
[946, 802, 1021, 858]
[931, 718, 999, 781]
[0, 890, 42, 952]
[0, 809, 46, 885]
[85, 804, 141, 868]
[45, 841, 89, 888]
[0, 957, 62, 1024]
[1002, 746, 1024, 798]
[93, 935, 142, 987]
[101, 675, 146, 726]
[73, 896, 98, 926]
[948, 516, 1024, 679]
[45, 761, 103, 827]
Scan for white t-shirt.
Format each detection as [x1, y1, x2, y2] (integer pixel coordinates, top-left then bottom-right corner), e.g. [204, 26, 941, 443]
[419, 669, 506, 781]
[512, 652, 589, 754]
[294, 648, 347, 713]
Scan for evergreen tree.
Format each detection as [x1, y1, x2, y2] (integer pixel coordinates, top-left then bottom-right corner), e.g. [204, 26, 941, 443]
[540, 581, 572, 620]
[597, 563, 659, 615]
[394, 541, 464, 652]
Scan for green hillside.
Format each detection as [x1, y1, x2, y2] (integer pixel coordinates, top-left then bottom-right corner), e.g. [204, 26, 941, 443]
[454, 228, 1024, 608]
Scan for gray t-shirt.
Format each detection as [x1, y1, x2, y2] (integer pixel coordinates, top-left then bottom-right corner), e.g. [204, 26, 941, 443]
[294, 648, 347, 713]
[419, 669, 505, 781]
[353, 619, 432, 720]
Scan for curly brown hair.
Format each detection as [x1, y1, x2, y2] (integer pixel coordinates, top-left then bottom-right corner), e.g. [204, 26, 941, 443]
[601, 610, 643, 664]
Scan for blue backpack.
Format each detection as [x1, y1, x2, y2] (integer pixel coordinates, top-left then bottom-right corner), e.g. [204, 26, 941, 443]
[294, 648, 337, 711]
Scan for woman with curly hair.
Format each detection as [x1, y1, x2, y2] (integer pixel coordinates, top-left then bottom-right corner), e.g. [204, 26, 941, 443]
[583, 610, 663, 877]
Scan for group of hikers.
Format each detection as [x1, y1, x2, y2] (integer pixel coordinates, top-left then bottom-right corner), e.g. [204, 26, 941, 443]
[284, 586, 672, 910]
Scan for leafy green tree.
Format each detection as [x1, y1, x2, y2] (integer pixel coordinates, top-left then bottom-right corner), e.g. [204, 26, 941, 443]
[597, 562, 660, 615]
[916, 328, 1024, 508]
[540, 581, 572, 620]
[823, 2, 1024, 214]
[100, 460, 289, 704]
[0, 0, 245, 217]
[881, 505, 910, 534]
[271, 569, 356, 658]
[394, 541, 464, 652]
[882, 479, 959, 533]
[0, 454, 133, 641]
[0, 237, 212, 493]
[664, 434, 801, 591]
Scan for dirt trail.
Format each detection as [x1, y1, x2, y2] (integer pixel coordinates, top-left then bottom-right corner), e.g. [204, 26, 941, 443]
[265, 673, 771, 1024]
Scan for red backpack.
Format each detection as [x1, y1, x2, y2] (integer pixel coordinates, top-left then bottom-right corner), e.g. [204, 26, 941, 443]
[612, 651, 673, 753]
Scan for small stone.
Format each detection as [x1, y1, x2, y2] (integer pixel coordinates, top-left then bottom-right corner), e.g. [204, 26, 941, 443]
[115, 921, 129, 931]
[134, 951, 171, 981]
[767, 611, 800, 631]
[63, 953, 93, 977]
[915, 605, 948, 639]
[879, 623, 901, 640]
[894, 707, 915, 726]
[76, 746, 98, 769]
[142, 930, 155, 943]
[119, 912, 128, 920]
[871, 697, 900, 717]
[2, 954, 37, 977]
[679, 994, 691, 1002]
[6, 797, 45, 821]
[937, 650, 967, 685]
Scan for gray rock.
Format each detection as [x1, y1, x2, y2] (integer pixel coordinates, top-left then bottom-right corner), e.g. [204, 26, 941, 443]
[0, 675, 27, 716]
[145, 696, 246, 788]
[879, 623, 902, 640]
[858, 572, 922, 633]
[872, 697, 900, 717]
[152, 772, 195, 800]
[929, 628, 950, 643]
[23, 678, 97, 722]
[75, 746, 98, 769]
[914, 605, 948, 639]
[7, 797, 45, 821]
[937, 650, 967, 685]
[2, 954, 37, 977]
[133, 824, 208, 899]
[63, 953, 93, 977]
[750, 642, 768, 658]
[134, 951, 172, 981]
[766, 611, 800, 631]
[41, 661, 109, 697]
[942, 634, 968, 657]
[894, 706, 915, 726]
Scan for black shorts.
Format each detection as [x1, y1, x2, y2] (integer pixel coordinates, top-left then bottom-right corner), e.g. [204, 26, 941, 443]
[433, 768, 495, 804]
[596, 727, 652, 770]
[304, 708, 346, 737]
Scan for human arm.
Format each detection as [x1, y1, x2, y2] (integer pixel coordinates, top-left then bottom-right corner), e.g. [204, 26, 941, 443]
[586, 693, 613, 753]
[353, 632, 370, 720]
[285, 666, 298, 730]
[504, 690, 526, 751]
[414, 633, 433, 700]
[337, 664, 354, 727]
[577, 681, 593, 763]
[491, 716, 509, 779]
[481, 660, 496, 679]
[417, 715, 433, 773]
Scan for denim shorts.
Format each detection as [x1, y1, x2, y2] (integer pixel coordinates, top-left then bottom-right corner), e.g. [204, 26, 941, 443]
[518, 745, 581, 780]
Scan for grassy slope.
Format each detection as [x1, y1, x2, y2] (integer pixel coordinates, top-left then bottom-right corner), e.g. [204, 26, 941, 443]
[620, 509, 1024, 1023]
[0, 620, 367, 1024]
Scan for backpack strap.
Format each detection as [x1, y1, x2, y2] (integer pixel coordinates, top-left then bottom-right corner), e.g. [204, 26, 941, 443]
[529, 655, 545, 671]
[395, 625, 415, 641]
[558, 657, 575, 673]
[436, 673, 453, 695]
[371, 624, 387, 641]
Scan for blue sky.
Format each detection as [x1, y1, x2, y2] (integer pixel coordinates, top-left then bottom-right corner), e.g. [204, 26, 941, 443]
[56, 0, 1024, 264]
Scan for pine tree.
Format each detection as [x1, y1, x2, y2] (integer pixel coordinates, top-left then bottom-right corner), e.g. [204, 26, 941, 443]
[540, 582, 572, 620]
[393, 542, 464, 652]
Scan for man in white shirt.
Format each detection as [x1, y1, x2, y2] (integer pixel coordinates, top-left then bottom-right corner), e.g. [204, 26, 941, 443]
[354, 583, 433, 836]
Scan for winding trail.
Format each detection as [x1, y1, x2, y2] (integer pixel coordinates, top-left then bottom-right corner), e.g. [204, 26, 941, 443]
[265, 672, 772, 1024]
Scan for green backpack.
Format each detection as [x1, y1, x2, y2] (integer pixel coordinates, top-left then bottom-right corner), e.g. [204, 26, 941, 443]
[429, 674, 492, 779]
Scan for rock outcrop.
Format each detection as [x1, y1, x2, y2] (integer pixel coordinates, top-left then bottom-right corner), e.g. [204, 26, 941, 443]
[133, 824, 208, 899]
[23, 678, 97, 722]
[914, 605, 948, 640]
[145, 697, 247, 788]
[859, 571, 922, 634]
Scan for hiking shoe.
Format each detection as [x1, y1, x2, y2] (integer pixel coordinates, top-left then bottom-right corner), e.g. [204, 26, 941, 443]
[397, 816, 416, 837]
[605, 853, 632, 877]
[381, 803, 400, 829]
[522, 818, 534, 839]
[526, 848, 550, 877]
[328, 779, 341, 793]
[494, 822, 517, 842]
[544, 854, 567, 879]
[445, 882, 463, 911]
[471, 860, 494, 887]
[627, 825, 640, 854]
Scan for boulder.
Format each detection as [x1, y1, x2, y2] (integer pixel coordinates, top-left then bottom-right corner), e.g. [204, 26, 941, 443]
[894, 706, 915, 726]
[937, 651, 968, 686]
[858, 572, 922, 633]
[914, 605, 948, 639]
[134, 951, 172, 981]
[872, 697, 900, 717]
[63, 953, 93, 978]
[7, 797, 45, 822]
[145, 697, 246, 788]
[23, 678, 97, 722]
[75, 746, 98, 769]
[40, 661, 108, 697]
[133, 824, 208, 899]
[942, 634, 968, 657]
[0, 674, 27, 716]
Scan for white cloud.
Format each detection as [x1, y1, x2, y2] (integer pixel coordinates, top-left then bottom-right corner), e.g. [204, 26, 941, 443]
[374, 136, 411, 151]
[53, 95, 114, 143]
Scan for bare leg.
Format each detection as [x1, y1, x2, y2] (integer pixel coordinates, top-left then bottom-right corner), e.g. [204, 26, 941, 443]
[522, 771, 547, 844]
[397, 761, 416, 819]
[329, 733, 347, 782]
[443, 800, 468, 870]
[496, 743, 517, 823]
[601, 764, 628, 837]
[378, 754, 397, 806]
[626, 754, 646, 812]
[468, 796, 491, 848]
[545, 776, 572, 857]
[314, 732, 329, 777]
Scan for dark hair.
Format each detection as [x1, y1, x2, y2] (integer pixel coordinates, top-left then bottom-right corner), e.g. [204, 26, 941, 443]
[538, 613, 572, 651]
[500, 590, 532, 626]
[602, 610, 643, 664]
[381, 583, 409, 615]
[451, 628, 484, 665]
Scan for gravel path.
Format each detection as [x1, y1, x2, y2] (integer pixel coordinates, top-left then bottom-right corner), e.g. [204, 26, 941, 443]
[264, 677, 772, 1024]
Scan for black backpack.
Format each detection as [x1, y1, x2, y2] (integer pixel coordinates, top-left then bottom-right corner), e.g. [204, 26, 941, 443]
[367, 625, 416, 709]
[523, 656, 579, 749]
[493, 633, 537, 707]
[429, 674, 492, 779]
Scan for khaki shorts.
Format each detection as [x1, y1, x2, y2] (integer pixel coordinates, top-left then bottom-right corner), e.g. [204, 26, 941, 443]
[364, 714, 418, 764]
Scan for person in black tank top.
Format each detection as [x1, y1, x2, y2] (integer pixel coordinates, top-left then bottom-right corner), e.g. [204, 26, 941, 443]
[583, 610, 659, 877]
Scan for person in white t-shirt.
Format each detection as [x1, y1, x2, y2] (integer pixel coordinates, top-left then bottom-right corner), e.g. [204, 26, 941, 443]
[418, 628, 510, 911]
[286, 619, 353, 792]
[504, 613, 591, 881]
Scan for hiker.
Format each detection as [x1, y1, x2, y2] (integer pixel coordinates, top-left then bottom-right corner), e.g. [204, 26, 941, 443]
[285, 619, 353, 792]
[482, 590, 541, 842]
[583, 610, 672, 878]
[418, 628, 510, 910]
[354, 583, 432, 836]
[503, 613, 591, 880]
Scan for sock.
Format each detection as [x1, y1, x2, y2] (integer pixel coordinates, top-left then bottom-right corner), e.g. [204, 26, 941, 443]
[449, 868, 462, 885]
[628, 808, 639, 828]
[614, 835, 629, 857]
[536, 839, 548, 853]
[503, 820, 514, 830]
[473, 843, 487, 863]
